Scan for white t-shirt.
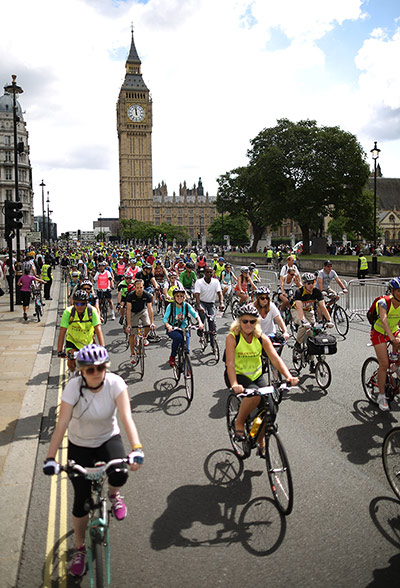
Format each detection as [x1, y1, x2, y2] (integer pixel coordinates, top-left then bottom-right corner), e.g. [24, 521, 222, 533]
[194, 277, 221, 303]
[280, 264, 300, 278]
[62, 372, 126, 447]
[259, 302, 280, 335]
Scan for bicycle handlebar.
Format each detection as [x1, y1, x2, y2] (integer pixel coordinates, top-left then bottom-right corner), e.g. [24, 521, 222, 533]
[236, 384, 293, 398]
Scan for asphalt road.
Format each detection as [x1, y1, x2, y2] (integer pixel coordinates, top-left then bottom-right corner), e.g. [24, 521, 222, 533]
[17, 282, 400, 588]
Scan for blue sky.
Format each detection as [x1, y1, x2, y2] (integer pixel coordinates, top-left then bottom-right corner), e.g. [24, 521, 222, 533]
[1, 0, 399, 232]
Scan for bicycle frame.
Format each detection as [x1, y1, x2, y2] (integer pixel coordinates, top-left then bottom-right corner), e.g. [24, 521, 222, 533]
[86, 471, 111, 588]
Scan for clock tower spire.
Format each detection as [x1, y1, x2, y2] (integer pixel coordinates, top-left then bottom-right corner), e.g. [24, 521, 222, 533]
[117, 28, 153, 224]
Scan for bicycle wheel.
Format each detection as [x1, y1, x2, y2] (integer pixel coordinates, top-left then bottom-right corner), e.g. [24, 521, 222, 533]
[382, 427, 400, 500]
[101, 300, 108, 325]
[94, 536, 105, 588]
[231, 301, 240, 320]
[361, 357, 379, 405]
[138, 339, 145, 378]
[265, 430, 293, 515]
[183, 354, 194, 403]
[226, 393, 251, 459]
[35, 301, 41, 322]
[173, 351, 182, 383]
[292, 348, 302, 373]
[333, 305, 349, 337]
[315, 359, 331, 389]
[211, 337, 220, 363]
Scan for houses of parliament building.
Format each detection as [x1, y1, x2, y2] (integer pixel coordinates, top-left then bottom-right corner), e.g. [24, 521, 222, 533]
[117, 31, 217, 240]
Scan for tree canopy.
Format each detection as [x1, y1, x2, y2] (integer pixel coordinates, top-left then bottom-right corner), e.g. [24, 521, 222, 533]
[217, 118, 371, 253]
[120, 219, 188, 243]
[208, 213, 249, 245]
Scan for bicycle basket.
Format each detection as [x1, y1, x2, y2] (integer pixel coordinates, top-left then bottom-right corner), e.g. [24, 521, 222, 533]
[307, 333, 337, 355]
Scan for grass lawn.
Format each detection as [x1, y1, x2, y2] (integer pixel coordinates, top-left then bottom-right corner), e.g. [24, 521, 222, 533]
[227, 252, 400, 264]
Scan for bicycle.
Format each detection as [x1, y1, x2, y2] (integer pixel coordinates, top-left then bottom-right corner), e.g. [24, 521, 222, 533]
[129, 323, 146, 378]
[361, 343, 400, 408]
[98, 291, 109, 324]
[226, 384, 294, 515]
[382, 426, 400, 500]
[31, 284, 43, 322]
[322, 291, 349, 337]
[170, 326, 196, 403]
[262, 333, 286, 387]
[292, 323, 336, 389]
[272, 288, 295, 336]
[199, 311, 220, 363]
[154, 288, 166, 315]
[60, 456, 141, 588]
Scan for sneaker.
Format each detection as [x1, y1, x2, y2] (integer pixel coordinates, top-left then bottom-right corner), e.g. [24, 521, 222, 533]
[130, 353, 136, 364]
[110, 491, 127, 521]
[143, 337, 149, 347]
[294, 341, 302, 352]
[378, 394, 389, 411]
[111, 313, 116, 320]
[168, 356, 176, 367]
[69, 546, 86, 577]
[23, 312, 27, 321]
[309, 361, 315, 374]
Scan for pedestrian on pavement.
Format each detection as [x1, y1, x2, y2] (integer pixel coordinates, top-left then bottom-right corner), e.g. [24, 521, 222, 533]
[43, 344, 144, 578]
[17, 268, 46, 321]
[41, 255, 53, 300]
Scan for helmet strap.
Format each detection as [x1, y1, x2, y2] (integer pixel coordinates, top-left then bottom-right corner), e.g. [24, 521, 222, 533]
[81, 373, 106, 391]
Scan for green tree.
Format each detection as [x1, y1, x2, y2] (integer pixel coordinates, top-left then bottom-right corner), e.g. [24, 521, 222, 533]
[208, 214, 249, 245]
[216, 164, 279, 252]
[328, 189, 376, 241]
[120, 219, 189, 243]
[248, 119, 371, 254]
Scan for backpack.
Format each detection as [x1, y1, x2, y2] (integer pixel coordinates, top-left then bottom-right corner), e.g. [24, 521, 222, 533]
[69, 304, 93, 324]
[367, 295, 391, 326]
[167, 302, 189, 327]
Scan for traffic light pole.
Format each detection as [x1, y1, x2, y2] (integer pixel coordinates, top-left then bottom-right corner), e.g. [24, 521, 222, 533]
[7, 237, 15, 312]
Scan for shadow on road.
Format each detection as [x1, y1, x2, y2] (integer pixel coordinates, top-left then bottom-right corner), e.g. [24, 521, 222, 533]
[130, 377, 190, 416]
[150, 448, 286, 556]
[369, 496, 400, 549]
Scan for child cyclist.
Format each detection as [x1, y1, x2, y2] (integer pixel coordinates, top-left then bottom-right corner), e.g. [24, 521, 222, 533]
[43, 344, 144, 577]
[371, 277, 400, 411]
[163, 284, 203, 366]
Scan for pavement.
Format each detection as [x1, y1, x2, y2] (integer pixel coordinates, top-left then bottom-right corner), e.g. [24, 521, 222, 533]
[0, 271, 60, 588]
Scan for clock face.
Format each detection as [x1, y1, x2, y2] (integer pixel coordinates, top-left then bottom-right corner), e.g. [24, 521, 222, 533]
[127, 104, 145, 122]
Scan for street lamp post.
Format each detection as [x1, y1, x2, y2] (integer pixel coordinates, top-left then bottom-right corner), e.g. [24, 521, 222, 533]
[46, 193, 50, 243]
[371, 141, 381, 274]
[40, 180, 45, 246]
[99, 213, 102, 241]
[4, 75, 23, 260]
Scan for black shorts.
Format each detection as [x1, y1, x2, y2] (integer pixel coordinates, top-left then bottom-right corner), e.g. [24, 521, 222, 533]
[21, 291, 31, 306]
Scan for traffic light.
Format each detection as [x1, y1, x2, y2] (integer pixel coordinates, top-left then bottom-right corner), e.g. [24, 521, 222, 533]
[5, 199, 23, 238]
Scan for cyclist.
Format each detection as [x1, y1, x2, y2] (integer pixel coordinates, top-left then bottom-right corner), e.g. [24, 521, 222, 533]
[134, 264, 159, 298]
[221, 263, 237, 298]
[194, 266, 224, 341]
[43, 344, 144, 577]
[126, 258, 140, 279]
[224, 304, 298, 450]
[249, 262, 261, 283]
[80, 280, 101, 322]
[196, 251, 207, 275]
[125, 278, 155, 360]
[291, 273, 333, 353]
[179, 262, 197, 296]
[370, 277, 400, 411]
[316, 260, 348, 297]
[234, 266, 256, 304]
[163, 271, 179, 307]
[280, 255, 300, 283]
[117, 272, 133, 324]
[253, 287, 290, 343]
[213, 257, 225, 280]
[57, 290, 104, 374]
[279, 266, 301, 312]
[163, 284, 203, 366]
[67, 271, 81, 305]
[93, 261, 116, 321]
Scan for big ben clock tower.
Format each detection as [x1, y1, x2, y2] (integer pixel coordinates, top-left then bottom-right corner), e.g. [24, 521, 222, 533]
[117, 29, 153, 223]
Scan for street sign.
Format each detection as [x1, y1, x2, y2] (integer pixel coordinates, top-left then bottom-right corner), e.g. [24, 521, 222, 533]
[26, 231, 42, 241]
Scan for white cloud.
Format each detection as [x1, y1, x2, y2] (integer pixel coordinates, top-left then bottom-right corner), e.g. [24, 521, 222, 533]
[0, 0, 398, 233]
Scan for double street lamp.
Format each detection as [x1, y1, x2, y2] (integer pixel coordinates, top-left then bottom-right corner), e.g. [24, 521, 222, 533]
[371, 141, 381, 274]
[40, 180, 46, 245]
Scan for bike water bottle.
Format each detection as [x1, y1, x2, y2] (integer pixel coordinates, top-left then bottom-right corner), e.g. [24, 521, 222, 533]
[250, 415, 263, 437]
[389, 352, 399, 362]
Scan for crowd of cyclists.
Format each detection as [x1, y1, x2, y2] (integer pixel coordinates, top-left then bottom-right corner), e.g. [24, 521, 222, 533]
[6, 239, 398, 577]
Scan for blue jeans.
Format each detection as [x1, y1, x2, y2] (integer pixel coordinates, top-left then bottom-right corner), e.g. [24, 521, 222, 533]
[167, 329, 190, 357]
[198, 301, 216, 343]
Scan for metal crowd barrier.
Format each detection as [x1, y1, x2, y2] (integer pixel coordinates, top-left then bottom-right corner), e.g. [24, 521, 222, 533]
[258, 269, 280, 289]
[346, 278, 389, 321]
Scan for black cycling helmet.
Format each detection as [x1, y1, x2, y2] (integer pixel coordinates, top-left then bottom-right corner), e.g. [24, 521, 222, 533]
[323, 260, 333, 266]
[76, 344, 109, 368]
[186, 262, 195, 269]
[144, 264, 152, 270]
[237, 304, 260, 318]
[73, 289, 89, 302]
[302, 272, 316, 283]
[255, 286, 270, 297]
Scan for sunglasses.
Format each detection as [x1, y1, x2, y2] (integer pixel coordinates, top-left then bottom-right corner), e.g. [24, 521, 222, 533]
[258, 296, 269, 301]
[305, 281, 315, 285]
[241, 319, 257, 324]
[82, 287, 91, 290]
[83, 365, 107, 375]
[74, 301, 87, 306]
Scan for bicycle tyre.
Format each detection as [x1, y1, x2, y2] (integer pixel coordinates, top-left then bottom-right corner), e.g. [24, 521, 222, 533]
[184, 354, 194, 403]
[333, 305, 349, 337]
[361, 357, 379, 405]
[226, 393, 251, 459]
[94, 536, 105, 588]
[173, 351, 182, 383]
[382, 427, 400, 500]
[265, 430, 293, 515]
[138, 339, 145, 378]
[101, 300, 108, 325]
[231, 301, 240, 320]
[315, 359, 331, 389]
[211, 338, 220, 363]
[35, 301, 41, 322]
[292, 348, 302, 373]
